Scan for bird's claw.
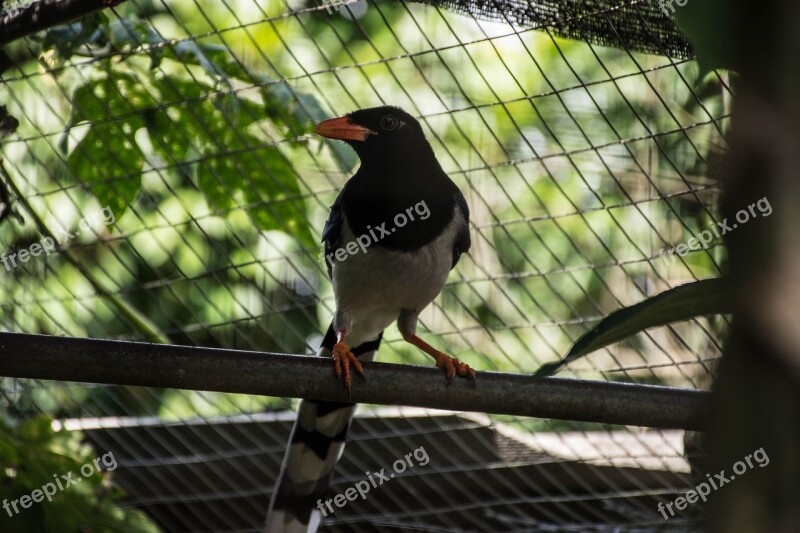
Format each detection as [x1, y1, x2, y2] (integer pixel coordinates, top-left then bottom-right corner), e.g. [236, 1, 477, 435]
[332, 341, 365, 397]
[434, 354, 476, 387]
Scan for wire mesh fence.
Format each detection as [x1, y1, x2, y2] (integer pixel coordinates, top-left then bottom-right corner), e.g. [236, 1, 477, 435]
[0, 0, 731, 530]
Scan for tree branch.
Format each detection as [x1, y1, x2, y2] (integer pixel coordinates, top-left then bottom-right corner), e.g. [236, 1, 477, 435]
[0, 0, 126, 47]
[0, 332, 710, 430]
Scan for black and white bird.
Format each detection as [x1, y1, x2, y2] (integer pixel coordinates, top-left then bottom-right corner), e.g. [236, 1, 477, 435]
[266, 105, 473, 532]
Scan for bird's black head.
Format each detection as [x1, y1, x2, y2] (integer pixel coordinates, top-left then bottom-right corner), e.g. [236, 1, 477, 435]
[314, 106, 435, 166]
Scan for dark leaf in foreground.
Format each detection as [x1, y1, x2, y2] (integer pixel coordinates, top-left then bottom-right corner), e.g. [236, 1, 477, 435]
[532, 277, 731, 378]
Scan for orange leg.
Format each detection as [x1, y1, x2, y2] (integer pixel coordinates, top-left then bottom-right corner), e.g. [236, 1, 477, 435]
[331, 329, 365, 396]
[405, 334, 476, 386]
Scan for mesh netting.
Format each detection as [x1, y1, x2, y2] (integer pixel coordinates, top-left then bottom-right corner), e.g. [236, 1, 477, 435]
[0, 0, 728, 530]
[411, 0, 693, 59]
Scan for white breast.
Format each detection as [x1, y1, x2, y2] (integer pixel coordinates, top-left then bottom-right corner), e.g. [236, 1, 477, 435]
[328, 205, 465, 347]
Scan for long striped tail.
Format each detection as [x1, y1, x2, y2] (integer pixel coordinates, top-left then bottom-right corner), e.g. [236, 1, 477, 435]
[265, 324, 382, 532]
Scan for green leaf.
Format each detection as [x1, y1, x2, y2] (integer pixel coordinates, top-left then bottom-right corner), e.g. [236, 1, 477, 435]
[107, 19, 167, 68]
[262, 80, 358, 173]
[0, 416, 158, 532]
[65, 74, 157, 213]
[148, 74, 315, 246]
[53, 21, 329, 248]
[532, 277, 732, 378]
[672, 0, 738, 75]
[197, 133, 314, 247]
[68, 73, 156, 123]
[42, 12, 107, 62]
[329, 139, 357, 173]
[174, 46, 358, 173]
[147, 76, 208, 162]
[172, 41, 228, 83]
[68, 124, 143, 214]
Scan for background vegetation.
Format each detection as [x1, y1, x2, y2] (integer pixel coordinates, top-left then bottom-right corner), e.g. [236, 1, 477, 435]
[0, 0, 730, 527]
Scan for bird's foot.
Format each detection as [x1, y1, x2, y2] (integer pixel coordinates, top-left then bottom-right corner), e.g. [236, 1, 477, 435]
[404, 334, 477, 387]
[433, 353, 476, 386]
[332, 341, 365, 396]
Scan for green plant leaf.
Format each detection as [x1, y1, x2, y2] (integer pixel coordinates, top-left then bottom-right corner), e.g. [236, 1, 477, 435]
[66, 74, 155, 214]
[532, 277, 731, 378]
[172, 41, 229, 83]
[252, 73, 357, 173]
[54, 19, 335, 249]
[672, 0, 738, 76]
[197, 133, 314, 246]
[107, 19, 167, 68]
[147, 75, 314, 245]
[67, 124, 144, 214]
[0, 416, 158, 532]
[42, 12, 107, 63]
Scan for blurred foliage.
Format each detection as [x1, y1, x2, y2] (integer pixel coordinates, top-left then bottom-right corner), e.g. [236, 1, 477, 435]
[1, 0, 728, 466]
[673, 0, 737, 75]
[0, 415, 157, 532]
[0, 1, 733, 526]
[51, 13, 354, 242]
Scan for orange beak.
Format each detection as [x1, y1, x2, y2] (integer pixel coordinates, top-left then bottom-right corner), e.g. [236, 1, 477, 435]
[314, 116, 376, 142]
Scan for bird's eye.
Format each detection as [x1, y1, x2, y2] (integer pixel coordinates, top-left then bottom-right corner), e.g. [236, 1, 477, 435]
[380, 114, 399, 131]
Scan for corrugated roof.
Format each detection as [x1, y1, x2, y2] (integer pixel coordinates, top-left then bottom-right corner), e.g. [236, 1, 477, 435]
[62, 408, 698, 532]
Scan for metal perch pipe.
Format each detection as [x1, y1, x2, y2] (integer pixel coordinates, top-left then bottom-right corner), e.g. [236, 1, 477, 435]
[0, 332, 710, 430]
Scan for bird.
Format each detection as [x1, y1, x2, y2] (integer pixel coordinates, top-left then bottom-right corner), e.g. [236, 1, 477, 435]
[265, 105, 473, 532]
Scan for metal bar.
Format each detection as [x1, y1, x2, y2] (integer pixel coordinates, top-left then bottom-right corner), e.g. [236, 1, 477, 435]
[0, 332, 710, 430]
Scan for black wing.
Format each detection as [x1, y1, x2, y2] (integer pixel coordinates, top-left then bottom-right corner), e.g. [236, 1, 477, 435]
[321, 191, 344, 277]
[452, 191, 471, 269]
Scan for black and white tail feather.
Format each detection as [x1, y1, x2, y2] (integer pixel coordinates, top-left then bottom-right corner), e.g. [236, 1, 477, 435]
[265, 325, 381, 532]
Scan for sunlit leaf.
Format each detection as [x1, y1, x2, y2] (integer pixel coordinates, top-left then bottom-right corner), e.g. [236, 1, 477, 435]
[67, 124, 143, 214]
[197, 133, 314, 246]
[65, 74, 156, 214]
